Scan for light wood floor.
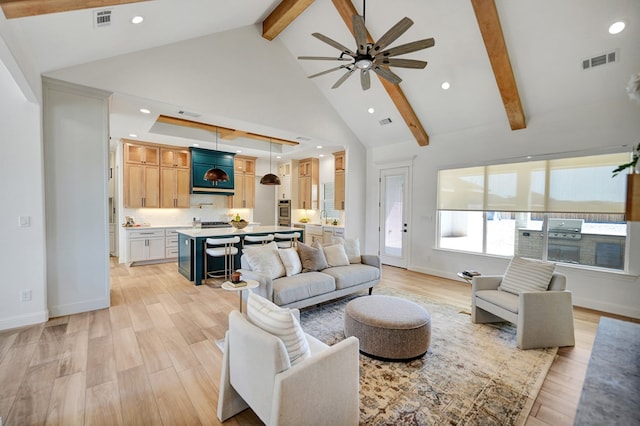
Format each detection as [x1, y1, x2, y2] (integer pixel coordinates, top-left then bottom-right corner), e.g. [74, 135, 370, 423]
[0, 260, 635, 425]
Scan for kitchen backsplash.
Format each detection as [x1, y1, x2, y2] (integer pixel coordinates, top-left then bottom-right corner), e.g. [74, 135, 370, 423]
[122, 194, 253, 226]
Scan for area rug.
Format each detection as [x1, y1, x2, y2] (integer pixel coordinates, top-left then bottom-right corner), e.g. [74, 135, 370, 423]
[299, 288, 557, 426]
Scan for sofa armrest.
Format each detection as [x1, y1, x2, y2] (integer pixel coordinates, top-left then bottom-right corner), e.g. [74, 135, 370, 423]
[517, 290, 575, 349]
[238, 269, 273, 301]
[472, 275, 503, 292]
[271, 336, 360, 426]
[361, 254, 381, 269]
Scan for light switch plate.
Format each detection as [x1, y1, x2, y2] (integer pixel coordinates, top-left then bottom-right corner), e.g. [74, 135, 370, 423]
[18, 216, 30, 227]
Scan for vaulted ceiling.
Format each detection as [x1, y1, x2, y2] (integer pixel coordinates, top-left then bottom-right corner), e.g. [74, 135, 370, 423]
[1, 0, 638, 157]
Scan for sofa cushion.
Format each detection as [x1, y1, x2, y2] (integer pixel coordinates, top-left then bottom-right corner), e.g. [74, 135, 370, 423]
[322, 243, 350, 267]
[499, 256, 555, 295]
[321, 264, 380, 290]
[297, 242, 329, 272]
[242, 241, 285, 280]
[247, 293, 311, 366]
[332, 237, 362, 264]
[475, 289, 519, 314]
[272, 272, 336, 306]
[278, 247, 302, 276]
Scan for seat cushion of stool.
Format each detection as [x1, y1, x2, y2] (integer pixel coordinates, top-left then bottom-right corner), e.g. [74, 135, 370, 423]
[206, 247, 239, 256]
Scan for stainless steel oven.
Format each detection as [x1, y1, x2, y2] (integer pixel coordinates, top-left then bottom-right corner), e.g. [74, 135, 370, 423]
[278, 199, 291, 227]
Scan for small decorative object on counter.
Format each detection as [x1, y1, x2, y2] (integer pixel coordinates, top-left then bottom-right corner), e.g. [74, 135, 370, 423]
[230, 214, 249, 229]
[232, 271, 242, 283]
[123, 216, 135, 227]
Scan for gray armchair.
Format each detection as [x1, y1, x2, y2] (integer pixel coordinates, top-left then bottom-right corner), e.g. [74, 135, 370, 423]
[217, 310, 360, 425]
[471, 272, 575, 349]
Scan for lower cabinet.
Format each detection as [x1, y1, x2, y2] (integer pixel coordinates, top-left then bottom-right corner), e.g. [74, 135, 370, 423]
[125, 227, 188, 265]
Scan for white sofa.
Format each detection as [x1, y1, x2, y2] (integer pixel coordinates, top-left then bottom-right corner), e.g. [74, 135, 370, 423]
[217, 309, 360, 425]
[238, 252, 381, 309]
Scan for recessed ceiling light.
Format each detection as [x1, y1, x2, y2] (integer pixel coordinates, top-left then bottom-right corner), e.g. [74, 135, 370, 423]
[236, 150, 242, 153]
[193, 143, 199, 147]
[367, 107, 375, 114]
[139, 108, 151, 114]
[441, 82, 451, 90]
[131, 16, 144, 24]
[608, 21, 625, 34]
[316, 145, 323, 149]
[319, 154, 325, 157]
[276, 155, 282, 159]
[129, 133, 137, 138]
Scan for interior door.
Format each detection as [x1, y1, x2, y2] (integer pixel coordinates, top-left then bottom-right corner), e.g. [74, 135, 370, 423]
[379, 167, 409, 268]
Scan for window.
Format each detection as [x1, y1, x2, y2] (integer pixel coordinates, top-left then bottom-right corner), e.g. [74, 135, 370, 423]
[437, 153, 630, 271]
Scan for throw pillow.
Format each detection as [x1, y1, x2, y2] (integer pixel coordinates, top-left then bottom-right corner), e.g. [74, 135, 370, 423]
[247, 293, 310, 366]
[297, 242, 329, 272]
[278, 247, 302, 276]
[322, 243, 350, 267]
[332, 237, 362, 263]
[499, 256, 556, 295]
[242, 241, 285, 280]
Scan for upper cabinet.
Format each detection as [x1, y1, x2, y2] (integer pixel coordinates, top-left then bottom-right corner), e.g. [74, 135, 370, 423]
[278, 160, 297, 201]
[190, 147, 235, 194]
[124, 142, 158, 165]
[333, 150, 346, 210]
[160, 148, 190, 168]
[298, 158, 319, 210]
[230, 155, 256, 209]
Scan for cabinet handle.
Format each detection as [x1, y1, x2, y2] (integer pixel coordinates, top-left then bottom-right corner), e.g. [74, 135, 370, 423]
[341, 201, 344, 209]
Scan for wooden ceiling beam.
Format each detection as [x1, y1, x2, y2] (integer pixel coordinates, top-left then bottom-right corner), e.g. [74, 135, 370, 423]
[0, 0, 149, 19]
[156, 115, 300, 147]
[331, 0, 429, 146]
[262, 0, 315, 41]
[471, 0, 526, 130]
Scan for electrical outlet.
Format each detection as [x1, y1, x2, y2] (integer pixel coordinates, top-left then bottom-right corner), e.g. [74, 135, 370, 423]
[20, 290, 32, 302]
[18, 216, 31, 227]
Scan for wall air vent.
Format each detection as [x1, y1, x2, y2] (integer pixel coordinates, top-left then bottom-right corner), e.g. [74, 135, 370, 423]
[296, 136, 311, 141]
[178, 110, 201, 118]
[582, 49, 619, 70]
[93, 9, 112, 28]
[379, 118, 393, 126]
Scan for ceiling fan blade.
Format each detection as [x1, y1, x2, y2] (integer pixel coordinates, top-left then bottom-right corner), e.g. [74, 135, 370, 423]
[352, 15, 368, 55]
[360, 69, 371, 91]
[308, 65, 347, 79]
[332, 68, 355, 89]
[373, 58, 428, 69]
[298, 56, 352, 61]
[312, 33, 356, 57]
[377, 38, 435, 58]
[370, 17, 413, 55]
[372, 65, 402, 85]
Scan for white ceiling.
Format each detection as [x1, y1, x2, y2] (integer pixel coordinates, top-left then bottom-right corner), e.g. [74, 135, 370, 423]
[2, 0, 639, 159]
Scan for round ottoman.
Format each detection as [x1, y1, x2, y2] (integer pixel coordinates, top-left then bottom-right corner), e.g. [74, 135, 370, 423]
[344, 295, 431, 361]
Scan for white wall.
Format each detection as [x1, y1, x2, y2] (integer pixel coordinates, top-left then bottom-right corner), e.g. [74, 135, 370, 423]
[43, 78, 111, 317]
[0, 59, 47, 329]
[367, 98, 640, 319]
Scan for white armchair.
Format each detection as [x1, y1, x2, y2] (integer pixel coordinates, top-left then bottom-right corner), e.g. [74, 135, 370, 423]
[471, 272, 575, 349]
[217, 309, 360, 425]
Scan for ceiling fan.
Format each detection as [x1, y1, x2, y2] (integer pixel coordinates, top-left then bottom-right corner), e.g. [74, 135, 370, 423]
[298, 11, 435, 91]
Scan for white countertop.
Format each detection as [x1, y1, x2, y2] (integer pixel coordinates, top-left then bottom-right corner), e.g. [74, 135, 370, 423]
[177, 225, 301, 238]
[293, 222, 343, 229]
[123, 224, 191, 230]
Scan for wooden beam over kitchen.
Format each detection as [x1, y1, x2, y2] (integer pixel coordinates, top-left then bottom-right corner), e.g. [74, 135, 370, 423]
[331, 0, 429, 146]
[471, 0, 526, 130]
[262, 0, 315, 41]
[0, 0, 149, 19]
[156, 115, 300, 147]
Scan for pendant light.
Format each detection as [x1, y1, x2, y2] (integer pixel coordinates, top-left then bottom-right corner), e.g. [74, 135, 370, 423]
[260, 139, 281, 185]
[203, 127, 229, 185]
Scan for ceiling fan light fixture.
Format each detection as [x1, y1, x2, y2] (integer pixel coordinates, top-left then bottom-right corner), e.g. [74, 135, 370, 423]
[355, 58, 373, 69]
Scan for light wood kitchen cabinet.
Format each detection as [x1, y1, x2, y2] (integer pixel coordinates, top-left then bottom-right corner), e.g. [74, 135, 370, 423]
[160, 167, 190, 208]
[298, 158, 319, 209]
[229, 155, 256, 209]
[124, 141, 159, 165]
[160, 147, 190, 168]
[124, 163, 159, 208]
[333, 150, 345, 210]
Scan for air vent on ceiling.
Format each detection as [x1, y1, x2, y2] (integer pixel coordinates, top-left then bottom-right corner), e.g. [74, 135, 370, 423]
[582, 49, 619, 70]
[178, 110, 201, 118]
[379, 118, 393, 126]
[93, 9, 112, 28]
[296, 136, 311, 141]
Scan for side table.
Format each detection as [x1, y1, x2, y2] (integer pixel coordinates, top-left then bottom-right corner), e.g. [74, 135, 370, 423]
[457, 271, 480, 284]
[221, 279, 259, 313]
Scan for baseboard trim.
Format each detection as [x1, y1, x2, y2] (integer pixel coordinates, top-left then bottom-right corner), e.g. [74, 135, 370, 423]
[48, 297, 109, 317]
[0, 309, 49, 331]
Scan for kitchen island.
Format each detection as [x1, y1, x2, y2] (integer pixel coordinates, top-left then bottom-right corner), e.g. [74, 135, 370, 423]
[177, 226, 304, 285]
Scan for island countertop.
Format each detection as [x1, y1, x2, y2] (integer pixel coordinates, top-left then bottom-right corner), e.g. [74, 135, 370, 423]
[177, 225, 302, 238]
